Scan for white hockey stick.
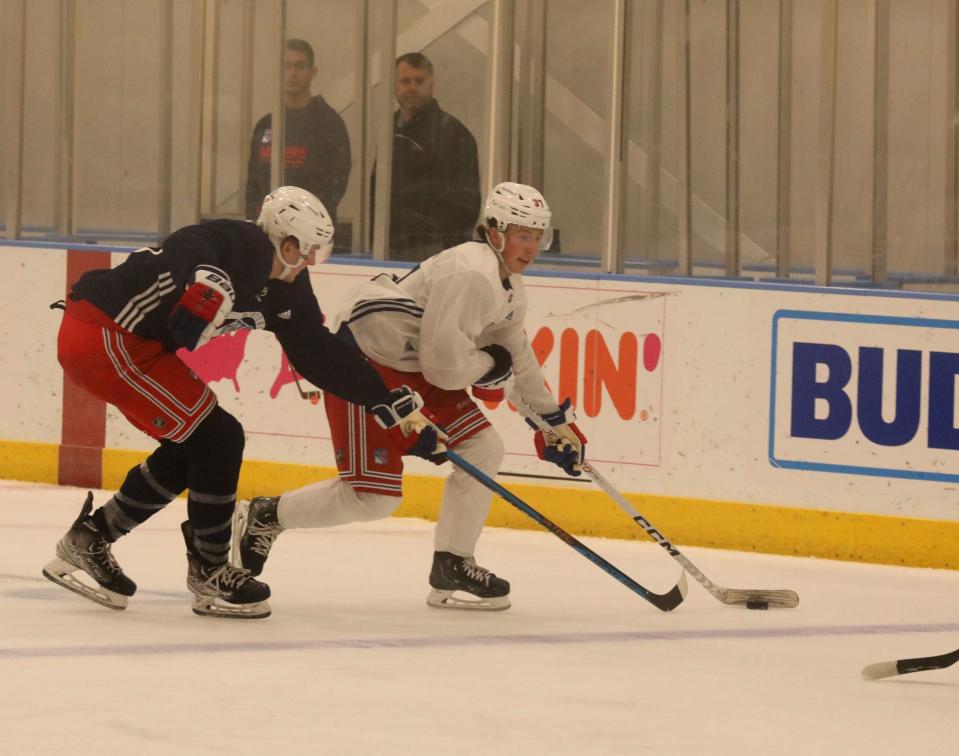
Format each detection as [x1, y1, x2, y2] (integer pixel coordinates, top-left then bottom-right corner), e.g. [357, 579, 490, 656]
[523, 403, 799, 609]
[862, 648, 959, 680]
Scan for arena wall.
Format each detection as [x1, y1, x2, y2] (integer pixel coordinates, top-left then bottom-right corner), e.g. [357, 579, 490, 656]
[3, 241, 956, 569]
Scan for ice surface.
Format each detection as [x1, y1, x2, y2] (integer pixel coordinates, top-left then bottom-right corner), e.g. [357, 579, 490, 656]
[1, 480, 956, 755]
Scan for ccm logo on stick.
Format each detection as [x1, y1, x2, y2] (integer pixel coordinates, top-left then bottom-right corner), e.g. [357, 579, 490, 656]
[769, 310, 959, 482]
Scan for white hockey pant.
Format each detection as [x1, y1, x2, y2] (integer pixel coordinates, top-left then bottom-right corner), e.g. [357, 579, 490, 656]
[275, 427, 503, 558]
[277, 477, 401, 529]
[434, 427, 504, 557]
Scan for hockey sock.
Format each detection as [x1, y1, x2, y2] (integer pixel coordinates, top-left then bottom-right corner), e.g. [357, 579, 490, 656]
[92, 455, 184, 541]
[186, 497, 234, 565]
[181, 406, 244, 566]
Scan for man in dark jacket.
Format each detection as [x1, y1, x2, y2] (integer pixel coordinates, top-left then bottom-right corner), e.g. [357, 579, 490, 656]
[245, 39, 351, 225]
[373, 52, 481, 262]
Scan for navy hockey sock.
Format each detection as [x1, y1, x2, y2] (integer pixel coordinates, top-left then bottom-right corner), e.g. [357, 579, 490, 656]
[93, 457, 183, 541]
[181, 406, 245, 566]
[185, 498, 235, 566]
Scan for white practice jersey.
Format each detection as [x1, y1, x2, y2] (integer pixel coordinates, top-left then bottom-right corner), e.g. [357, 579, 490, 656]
[330, 241, 559, 417]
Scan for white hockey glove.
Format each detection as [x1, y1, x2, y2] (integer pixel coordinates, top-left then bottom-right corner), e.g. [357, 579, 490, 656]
[471, 344, 513, 402]
[370, 386, 449, 464]
[526, 398, 588, 477]
[169, 265, 235, 350]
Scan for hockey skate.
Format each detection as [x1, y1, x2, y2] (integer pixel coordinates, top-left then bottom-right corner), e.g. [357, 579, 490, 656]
[42, 492, 137, 610]
[231, 496, 282, 576]
[426, 551, 511, 611]
[182, 520, 271, 619]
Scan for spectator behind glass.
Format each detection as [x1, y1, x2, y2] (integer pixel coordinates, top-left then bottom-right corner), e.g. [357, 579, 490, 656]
[372, 52, 481, 262]
[245, 39, 351, 225]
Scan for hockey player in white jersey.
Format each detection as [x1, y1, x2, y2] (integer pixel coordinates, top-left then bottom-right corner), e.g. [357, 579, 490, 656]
[233, 182, 588, 610]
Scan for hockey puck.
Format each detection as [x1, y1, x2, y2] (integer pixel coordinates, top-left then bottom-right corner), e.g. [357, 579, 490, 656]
[745, 599, 769, 610]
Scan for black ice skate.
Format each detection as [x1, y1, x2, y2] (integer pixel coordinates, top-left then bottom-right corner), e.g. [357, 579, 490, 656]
[231, 496, 282, 576]
[427, 551, 511, 611]
[42, 491, 137, 610]
[182, 520, 271, 619]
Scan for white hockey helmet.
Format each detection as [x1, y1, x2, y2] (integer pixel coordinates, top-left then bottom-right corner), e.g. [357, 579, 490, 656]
[257, 186, 335, 276]
[483, 181, 553, 252]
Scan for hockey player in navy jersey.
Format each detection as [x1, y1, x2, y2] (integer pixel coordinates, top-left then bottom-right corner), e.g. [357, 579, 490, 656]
[233, 182, 588, 611]
[44, 186, 441, 618]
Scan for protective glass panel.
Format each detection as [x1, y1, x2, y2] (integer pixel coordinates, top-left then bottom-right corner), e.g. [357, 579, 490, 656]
[222, 1, 357, 253]
[542, 0, 614, 262]
[72, 0, 165, 242]
[884, 0, 953, 290]
[17, 0, 60, 239]
[686, 0, 729, 274]
[381, 1, 490, 262]
[624, 0, 674, 275]
[5, 0, 959, 292]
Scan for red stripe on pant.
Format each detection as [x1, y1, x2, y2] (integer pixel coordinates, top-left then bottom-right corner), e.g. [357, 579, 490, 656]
[59, 249, 111, 488]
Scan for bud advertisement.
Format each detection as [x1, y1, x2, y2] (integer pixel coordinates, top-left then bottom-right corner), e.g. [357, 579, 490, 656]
[770, 309, 959, 482]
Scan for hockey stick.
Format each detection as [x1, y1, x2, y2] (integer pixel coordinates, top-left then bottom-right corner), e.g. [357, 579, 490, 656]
[288, 363, 322, 405]
[445, 448, 687, 612]
[861, 648, 959, 681]
[522, 403, 799, 609]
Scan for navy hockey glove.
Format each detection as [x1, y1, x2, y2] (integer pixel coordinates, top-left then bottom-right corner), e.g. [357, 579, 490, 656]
[405, 423, 448, 466]
[527, 398, 588, 477]
[170, 266, 235, 350]
[370, 386, 449, 463]
[472, 344, 513, 402]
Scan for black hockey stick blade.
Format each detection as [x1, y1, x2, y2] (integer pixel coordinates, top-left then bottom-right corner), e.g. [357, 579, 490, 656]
[446, 449, 687, 612]
[861, 648, 959, 680]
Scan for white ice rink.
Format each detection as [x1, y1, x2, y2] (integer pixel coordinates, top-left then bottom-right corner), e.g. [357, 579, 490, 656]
[1, 480, 956, 756]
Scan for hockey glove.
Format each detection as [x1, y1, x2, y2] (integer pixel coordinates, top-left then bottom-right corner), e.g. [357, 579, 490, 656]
[170, 266, 235, 350]
[528, 398, 588, 477]
[472, 344, 513, 402]
[370, 386, 449, 463]
[405, 423, 448, 465]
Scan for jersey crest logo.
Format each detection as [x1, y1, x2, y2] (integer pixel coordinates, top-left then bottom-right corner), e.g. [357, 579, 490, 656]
[277, 310, 292, 320]
[374, 448, 389, 465]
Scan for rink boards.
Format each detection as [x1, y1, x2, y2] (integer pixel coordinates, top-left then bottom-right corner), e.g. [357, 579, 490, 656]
[1, 240, 957, 569]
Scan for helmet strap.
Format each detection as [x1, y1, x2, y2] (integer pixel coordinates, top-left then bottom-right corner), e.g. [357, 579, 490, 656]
[485, 225, 509, 271]
[275, 249, 299, 281]
[274, 238, 305, 282]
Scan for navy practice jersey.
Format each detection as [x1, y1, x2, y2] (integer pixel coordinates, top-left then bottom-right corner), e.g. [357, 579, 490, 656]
[69, 219, 391, 407]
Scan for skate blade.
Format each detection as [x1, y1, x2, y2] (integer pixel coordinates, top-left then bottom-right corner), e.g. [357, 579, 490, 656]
[190, 594, 271, 619]
[42, 557, 128, 610]
[426, 588, 510, 612]
[229, 500, 251, 568]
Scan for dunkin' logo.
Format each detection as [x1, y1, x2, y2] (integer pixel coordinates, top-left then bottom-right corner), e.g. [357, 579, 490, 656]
[528, 327, 662, 420]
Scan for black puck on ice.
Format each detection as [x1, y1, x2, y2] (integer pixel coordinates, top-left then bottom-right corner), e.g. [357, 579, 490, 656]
[745, 599, 769, 610]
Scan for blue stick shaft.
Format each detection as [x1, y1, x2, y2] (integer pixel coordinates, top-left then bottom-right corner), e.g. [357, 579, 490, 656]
[445, 449, 685, 612]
